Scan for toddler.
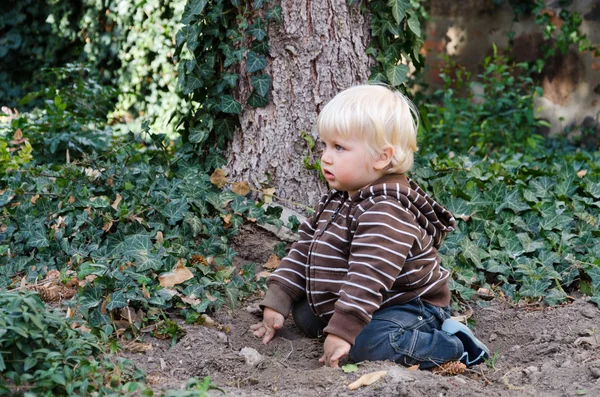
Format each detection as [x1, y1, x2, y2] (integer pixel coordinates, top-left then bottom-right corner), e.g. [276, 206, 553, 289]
[251, 84, 489, 369]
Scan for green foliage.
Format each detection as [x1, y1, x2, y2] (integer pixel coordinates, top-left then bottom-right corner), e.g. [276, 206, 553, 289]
[0, 0, 84, 106]
[0, 0, 186, 135]
[412, 149, 600, 306]
[422, 46, 545, 156]
[0, 290, 145, 396]
[0, 67, 283, 341]
[174, 0, 281, 168]
[359, 0, 427, 87]
[6, 65, 116, 163]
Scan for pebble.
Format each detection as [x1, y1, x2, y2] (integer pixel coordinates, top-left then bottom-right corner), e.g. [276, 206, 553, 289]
[160, 358, 167, 370]
[581, 307, 597, 319]
[238, 347, 263, 366]
[560, 360, 573, 368]
[489, 333, 497, 342]
[589, 366, 600, 379]
[523, 366, 538, 374]
[147, 356, 155, 363]
[216, 331, 228, 343]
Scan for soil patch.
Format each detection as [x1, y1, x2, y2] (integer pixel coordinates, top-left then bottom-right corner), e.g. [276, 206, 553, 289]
[126, 225, 600, 396]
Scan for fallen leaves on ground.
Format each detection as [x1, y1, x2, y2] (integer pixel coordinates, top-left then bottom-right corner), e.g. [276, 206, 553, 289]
[348, 370, 387, 390]
[158, 259, 194, 287]
[263, 254, 280, 269]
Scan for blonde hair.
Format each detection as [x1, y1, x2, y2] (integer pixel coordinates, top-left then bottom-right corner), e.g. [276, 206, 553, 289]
[317, 83, 419, 174]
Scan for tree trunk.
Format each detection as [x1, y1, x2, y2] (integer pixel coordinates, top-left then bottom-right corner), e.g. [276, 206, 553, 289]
[227, 0, 372, 212]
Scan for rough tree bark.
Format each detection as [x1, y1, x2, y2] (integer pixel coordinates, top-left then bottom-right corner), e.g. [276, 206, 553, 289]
[227, 0, 372, 211]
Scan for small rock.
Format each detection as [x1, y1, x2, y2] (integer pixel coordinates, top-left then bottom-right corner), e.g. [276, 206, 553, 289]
[589, 366, 600, 379]
[160, 358, 167, 370]
[239, 347, 264, 366]
[216, 331, 228, 343]
[245, 303, 262, 315]
[560, 360, 573, 368]
[541, 361, 554, 373]
[386, 366, 416, 383]
[453, 377, 467, 384]
[147, 356, 155, 363]
[581, 307, 597, 319]
[509, 345, 521, 352]
[489, 333, 497, 342]
[523, 366, 538, 375]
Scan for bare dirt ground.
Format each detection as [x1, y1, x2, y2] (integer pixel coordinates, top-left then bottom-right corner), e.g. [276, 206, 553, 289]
[127, 225, 600, 397]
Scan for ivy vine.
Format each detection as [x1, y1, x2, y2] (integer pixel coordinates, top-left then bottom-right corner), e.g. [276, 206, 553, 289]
[175, 0, 281, 162]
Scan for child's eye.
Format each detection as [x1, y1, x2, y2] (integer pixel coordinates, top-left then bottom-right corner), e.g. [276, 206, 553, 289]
[334, 144, 343, 151]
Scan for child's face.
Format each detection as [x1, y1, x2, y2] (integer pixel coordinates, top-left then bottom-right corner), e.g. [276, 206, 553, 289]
[320, 133, 385, 196]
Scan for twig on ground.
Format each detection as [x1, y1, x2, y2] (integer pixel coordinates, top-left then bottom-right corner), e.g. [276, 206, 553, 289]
[501, 367, 526, 391]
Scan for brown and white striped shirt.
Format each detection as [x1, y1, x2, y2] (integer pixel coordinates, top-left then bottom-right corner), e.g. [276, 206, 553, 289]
[260, 174, 456, 345]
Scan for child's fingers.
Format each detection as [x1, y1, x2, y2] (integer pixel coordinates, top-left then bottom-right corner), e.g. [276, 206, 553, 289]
[249, 322, 263, 331]
[262, 327, 276, 344]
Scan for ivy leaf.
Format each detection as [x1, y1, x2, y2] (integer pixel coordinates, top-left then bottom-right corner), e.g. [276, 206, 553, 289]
[266, 5, 282, 23]
[135, 252, 164, 272]
[496, 188, 530, 214]
[181, 0, 208, 24]
[407, 13, 421, 37]
[247, 22, 267, 41]
[80, 287, 102, 311]
[246, 51, 268, 73]
[247, 91, 269, 108]
[122, 234, 152, 258]
[388, 0, 410, 24]
[250, 74, 272, 97]
[161, 200, 190, 225]
[385, 64, 409, 87]
[184, 213, 204, 237]
[28, 230, 50, 249]
[189, 127, 208, 144]
[519, 279, 551, 298]
[585, 181, 600, 198]
[214, 117, 238, 138]
[445, 197, 471, 220]
[222, 73, 239, 88]
[105, 290, 128, 311]
[460, 238, 483, 268]
[219, 95, 242, 114]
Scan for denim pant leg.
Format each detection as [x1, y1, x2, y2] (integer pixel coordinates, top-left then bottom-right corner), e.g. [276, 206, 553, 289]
[292, 298, 327, 339]
[350, 298, 464, 369]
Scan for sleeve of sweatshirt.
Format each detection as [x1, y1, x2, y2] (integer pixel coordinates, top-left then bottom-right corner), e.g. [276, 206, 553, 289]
[323, 200, 418, 344]
[259, 195, 327, 318]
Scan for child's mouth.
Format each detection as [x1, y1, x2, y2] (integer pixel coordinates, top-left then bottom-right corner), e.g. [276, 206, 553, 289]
[323, 170, 334, 180]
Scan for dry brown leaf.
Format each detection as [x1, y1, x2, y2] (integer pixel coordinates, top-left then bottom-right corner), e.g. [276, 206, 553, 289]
[68, 195, 76, 204]
[255, 270, 271, 280]
[156, 231, 164, 243]
[232, 181, 251, 196]
[30, 194, 40, 205]
[106, 176, 114, 187]
[181, 295, 202, 306]
[13, 128, 23, 140]
[348, 370, 387, 390]
[210, 168, 228, 188]
[407, 364, 420, 371]
[123, 341, 153, 353]
[223, 213, 232, 228]
[206, 291, 218, 302]
[142, 284, 151, 299]
[111, 193, 122, 210]
[261, 188, 276, 204]
[129, 214, 144, 224]
[102, 220, 113, 232]
[577, 169, 588, 178]
[158, 260, 194, 287]
[45, 269, 61, 280]
[263, 254, 280, 270]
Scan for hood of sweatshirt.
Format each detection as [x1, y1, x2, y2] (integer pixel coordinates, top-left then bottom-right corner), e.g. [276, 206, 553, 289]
[347, 173, 456, 248]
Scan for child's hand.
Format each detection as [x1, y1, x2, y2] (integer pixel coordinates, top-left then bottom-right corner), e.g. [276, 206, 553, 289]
[320, 334, 351, 368]
[250, 307, 285, 344]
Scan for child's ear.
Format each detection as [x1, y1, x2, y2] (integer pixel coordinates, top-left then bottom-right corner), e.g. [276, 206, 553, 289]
[373, 146, 395, 171]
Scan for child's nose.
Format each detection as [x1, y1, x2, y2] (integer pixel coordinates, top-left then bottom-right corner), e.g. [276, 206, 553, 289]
[321, 148, 332, 164]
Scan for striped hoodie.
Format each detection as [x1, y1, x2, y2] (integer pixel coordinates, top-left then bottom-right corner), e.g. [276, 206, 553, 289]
[260, 173, 456, 345]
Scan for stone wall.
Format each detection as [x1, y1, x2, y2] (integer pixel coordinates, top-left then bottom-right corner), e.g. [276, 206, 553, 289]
[423, 0, 600, 139]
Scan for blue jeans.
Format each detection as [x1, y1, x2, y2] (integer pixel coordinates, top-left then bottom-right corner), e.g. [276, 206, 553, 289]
[292, 298, 464, 369]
